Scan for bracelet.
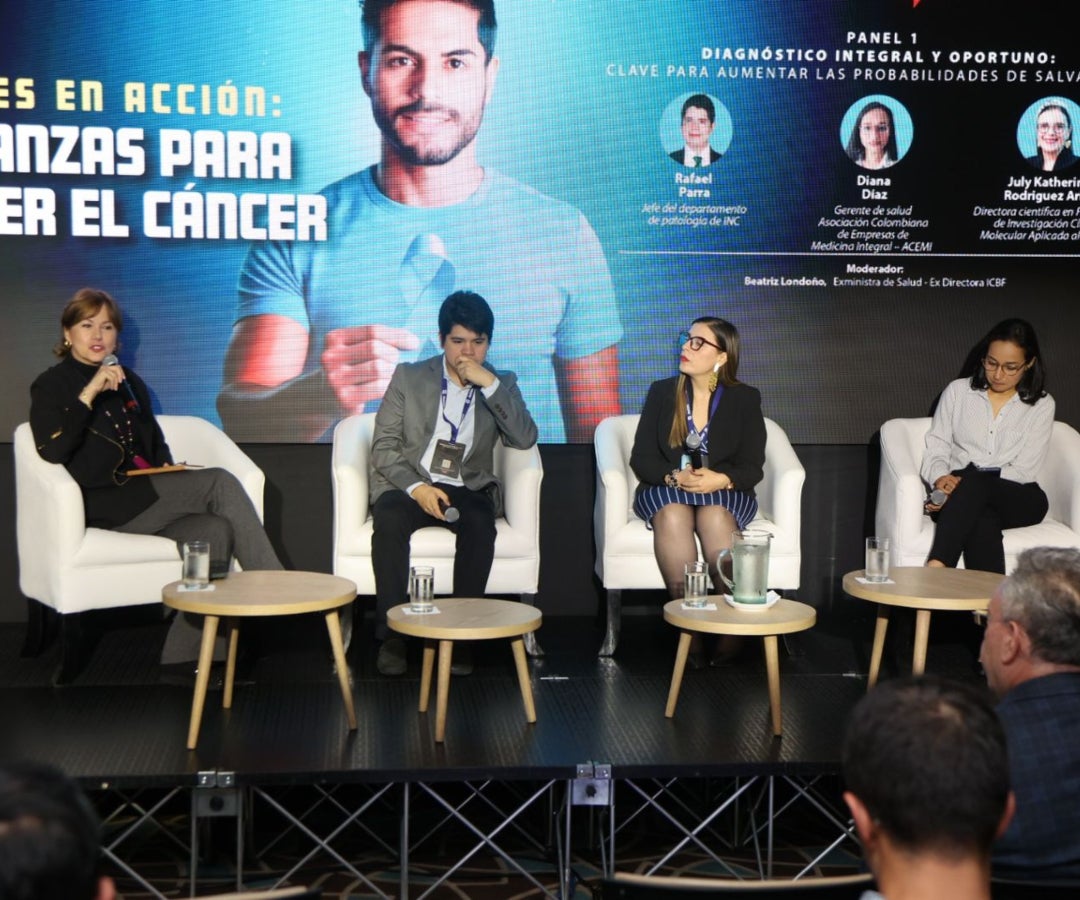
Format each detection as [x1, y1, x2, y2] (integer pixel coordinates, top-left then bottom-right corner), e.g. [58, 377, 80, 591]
[664, 469, 679, 488]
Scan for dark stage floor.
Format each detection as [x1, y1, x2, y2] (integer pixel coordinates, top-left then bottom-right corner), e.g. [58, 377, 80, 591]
[2, 595, 989, 897]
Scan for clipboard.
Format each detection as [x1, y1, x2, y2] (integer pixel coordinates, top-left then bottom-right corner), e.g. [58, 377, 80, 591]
[125, 463, 196, 477]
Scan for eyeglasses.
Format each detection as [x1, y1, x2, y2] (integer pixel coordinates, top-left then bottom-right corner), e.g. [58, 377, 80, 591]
[982, 357, 1026, 376]
[677, 330, 722, 352]
[1038, 122, 1069, 133]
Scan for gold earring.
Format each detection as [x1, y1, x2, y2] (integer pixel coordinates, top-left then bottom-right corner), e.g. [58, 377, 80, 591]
[63, 339, 71, 348]
[708, 363, 720, 393]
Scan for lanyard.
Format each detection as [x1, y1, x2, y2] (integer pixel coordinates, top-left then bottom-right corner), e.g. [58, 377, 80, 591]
[685, 384, 723, 450]
[440, 376, 476, 443]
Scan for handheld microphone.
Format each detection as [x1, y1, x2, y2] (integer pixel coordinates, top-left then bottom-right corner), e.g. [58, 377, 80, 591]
[438, 499, 460, 523]
[685, 432, 707, 470]
[102, 354, 141, 414]
[928, 488, 948, 507]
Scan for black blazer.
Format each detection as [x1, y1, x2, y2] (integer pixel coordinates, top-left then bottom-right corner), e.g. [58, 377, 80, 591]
[669, 147, 722, 166]
[630, 377, 765, 495]
[30, 354, 172, 528]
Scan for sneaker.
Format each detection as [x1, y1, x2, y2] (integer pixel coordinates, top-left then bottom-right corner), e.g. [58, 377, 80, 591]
[450, 644, 473, 676]
[376, 637, 407, 676]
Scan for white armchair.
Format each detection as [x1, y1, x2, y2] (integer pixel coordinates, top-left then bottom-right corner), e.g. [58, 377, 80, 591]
[330, 413, 543, 647]
[876, 417, 1080, 569]
[14, 415, 266, 678]
[593, 415, 805, 655]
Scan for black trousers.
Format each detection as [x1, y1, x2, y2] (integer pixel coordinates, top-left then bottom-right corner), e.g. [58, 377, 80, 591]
[371, 484, 496, 639]
[928, 465, 1048, 573]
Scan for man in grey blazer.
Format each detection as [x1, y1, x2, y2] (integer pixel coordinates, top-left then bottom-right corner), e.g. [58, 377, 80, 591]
[370, 290, 538, 675]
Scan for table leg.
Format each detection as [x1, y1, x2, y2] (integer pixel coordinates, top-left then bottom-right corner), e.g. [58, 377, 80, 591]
[510, 637, 537, 723]
[324, 610, 357, 730]
[223, 620, 239, 709]
[763, 635, 782, 737]
[868, 606, 890, 689]
[665, 631, 693, 718]
[419, 642, 435, 713]
[435, 640, 453, 742]
[912, 609, 932, 676]
[186, 615, 219, 750]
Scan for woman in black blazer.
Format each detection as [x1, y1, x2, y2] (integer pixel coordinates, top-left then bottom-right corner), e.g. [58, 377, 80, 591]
[630, 317, 766, 664]
[30, 288, 282, 577]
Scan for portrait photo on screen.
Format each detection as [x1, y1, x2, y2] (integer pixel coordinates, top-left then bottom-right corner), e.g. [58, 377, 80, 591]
[841, 95, 914, 171]
[662, 92, 733, 168]
[1018, 97, 1079, 172]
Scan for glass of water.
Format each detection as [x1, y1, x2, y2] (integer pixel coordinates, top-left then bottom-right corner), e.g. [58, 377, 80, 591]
[865, 537, 890, 583]
[683, 561, 710, 608]
[409, 565, 435, 613]
[182, 540, 210, 589]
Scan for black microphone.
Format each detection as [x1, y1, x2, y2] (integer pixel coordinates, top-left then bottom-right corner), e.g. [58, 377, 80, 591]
[685, 431, 707, 470]
[102, 354, 141, 414]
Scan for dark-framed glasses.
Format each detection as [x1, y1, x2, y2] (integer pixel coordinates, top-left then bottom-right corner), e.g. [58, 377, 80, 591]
[982, 356, 1025, 376]
[677, 330, 722, 352]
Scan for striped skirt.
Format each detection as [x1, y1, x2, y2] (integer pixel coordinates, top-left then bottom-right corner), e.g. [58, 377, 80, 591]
[634, 484, 758, 530]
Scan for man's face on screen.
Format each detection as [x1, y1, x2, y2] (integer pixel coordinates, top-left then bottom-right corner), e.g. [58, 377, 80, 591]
[361, 0, 497, 167]
[681, 107, 714, 153]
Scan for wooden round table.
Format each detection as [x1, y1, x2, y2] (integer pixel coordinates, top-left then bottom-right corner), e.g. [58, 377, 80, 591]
[662, 598, 816, 737]
[842, 566, 1004, 688]
[387, 597, 541, 742]
[163, 570, 357, 749]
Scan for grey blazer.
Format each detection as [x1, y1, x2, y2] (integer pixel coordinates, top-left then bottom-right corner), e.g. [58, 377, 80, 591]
[369, 355, 538, 517]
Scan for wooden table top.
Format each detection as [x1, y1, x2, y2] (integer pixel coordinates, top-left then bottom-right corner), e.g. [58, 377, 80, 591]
[387, 597, 541, 641]
[842, 567, 1004, 611]
[162, 570, 356, 617]
[662, 597, 816, 637]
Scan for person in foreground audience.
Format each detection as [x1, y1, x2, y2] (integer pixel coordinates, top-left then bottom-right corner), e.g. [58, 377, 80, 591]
[0, 761, 115, 900]
[630, 317, 765, 668]
[842, 676, 1013, 900]
[30, 288, 283, 665]
[369, 290, 537, 676]
[922, 318, 1053, 573]
[979, 545, 1080, 879]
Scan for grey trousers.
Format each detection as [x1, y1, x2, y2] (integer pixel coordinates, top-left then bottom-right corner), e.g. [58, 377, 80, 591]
[116, 467, 281, 572]
[115, 468, 282, 664]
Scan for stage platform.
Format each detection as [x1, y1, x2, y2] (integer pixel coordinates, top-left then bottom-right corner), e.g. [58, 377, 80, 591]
[2, 598, 986, 898]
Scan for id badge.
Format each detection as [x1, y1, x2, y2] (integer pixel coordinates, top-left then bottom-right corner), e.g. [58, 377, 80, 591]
[431, 439, 466, 480]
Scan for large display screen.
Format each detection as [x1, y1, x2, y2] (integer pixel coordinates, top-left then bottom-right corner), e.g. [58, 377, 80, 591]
[3, 0, 1079, 443]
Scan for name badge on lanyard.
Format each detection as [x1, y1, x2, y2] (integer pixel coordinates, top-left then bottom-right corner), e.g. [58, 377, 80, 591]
[432, 376, 475, 480]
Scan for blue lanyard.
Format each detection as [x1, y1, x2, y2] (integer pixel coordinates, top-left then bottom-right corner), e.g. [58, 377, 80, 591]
[440, 376, 476, 443]
[685, 384, 723, 450]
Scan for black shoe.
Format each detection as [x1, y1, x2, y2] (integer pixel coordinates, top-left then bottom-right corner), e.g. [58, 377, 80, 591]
[450, 644, 473, 676]
[686, 633, 706, 670]
[710, 635, 744, 668]
[376, 637, 407, 676]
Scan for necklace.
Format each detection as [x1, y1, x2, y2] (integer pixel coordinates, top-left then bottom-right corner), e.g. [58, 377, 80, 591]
[101, 402, 137, 462]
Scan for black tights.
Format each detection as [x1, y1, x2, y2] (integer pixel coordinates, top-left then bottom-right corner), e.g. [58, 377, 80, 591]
[652, 503, 738, 601]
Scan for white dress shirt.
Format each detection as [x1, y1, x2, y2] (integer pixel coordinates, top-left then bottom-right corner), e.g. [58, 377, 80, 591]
[921, 378, 1055, 486]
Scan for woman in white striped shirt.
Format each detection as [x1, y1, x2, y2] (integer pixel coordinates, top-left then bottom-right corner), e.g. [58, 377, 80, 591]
[921, 318, 1054, 573]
